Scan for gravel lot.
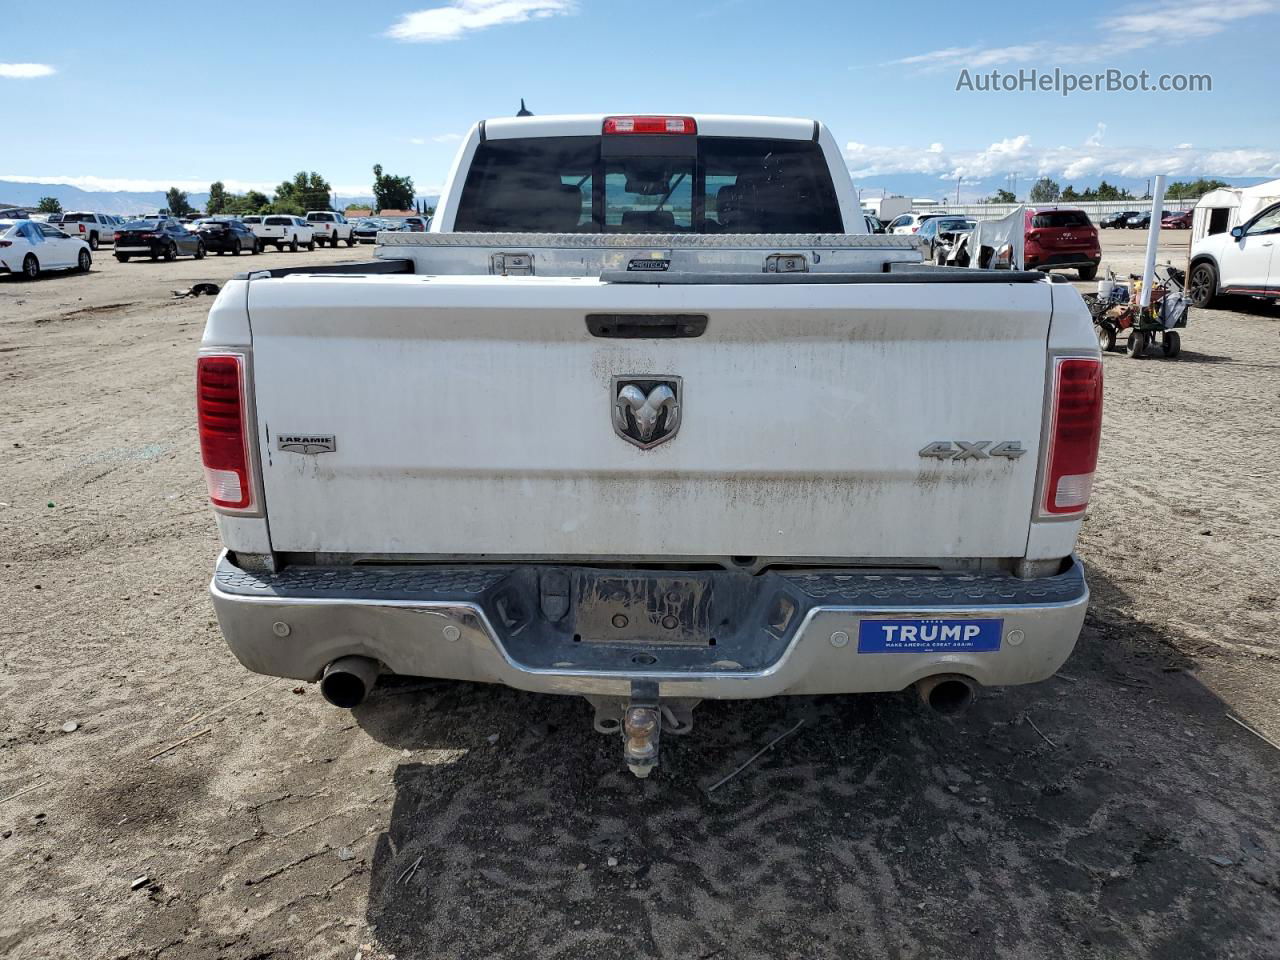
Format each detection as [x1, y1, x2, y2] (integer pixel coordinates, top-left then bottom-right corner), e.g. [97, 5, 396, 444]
[2, 233, 1278, 960]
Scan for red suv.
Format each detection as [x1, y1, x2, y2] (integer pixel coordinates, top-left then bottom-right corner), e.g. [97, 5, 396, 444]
[1023, 207, 1101, 280]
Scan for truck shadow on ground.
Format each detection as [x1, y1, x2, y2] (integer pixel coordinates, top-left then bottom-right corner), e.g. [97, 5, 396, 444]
[353, 567, 1279, 960]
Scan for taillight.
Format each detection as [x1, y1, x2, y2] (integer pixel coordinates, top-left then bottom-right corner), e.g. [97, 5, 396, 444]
[603, 115, 696, 135]
[113, 232, 121, 241]
[197, 354, 253, 510]
[1027, 231, 1041, 242]
[1042, 357, 1103, 516]
[911, 226, 919, 233]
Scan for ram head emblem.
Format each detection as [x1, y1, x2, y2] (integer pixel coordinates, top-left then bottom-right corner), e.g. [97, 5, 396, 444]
[612, 376, 682, 449]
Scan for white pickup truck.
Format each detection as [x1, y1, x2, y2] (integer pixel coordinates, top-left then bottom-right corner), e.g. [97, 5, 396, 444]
[305, 210, 355, 248]
[201, 113, 1100, 776]
[255, 215, 315, 252]
[59, 211, 116, 250]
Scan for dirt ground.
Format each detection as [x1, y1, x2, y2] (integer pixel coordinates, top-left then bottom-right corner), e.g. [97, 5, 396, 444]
[1, 233, 1278, 960]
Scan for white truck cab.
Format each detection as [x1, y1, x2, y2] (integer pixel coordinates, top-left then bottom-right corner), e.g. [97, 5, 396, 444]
[201, 113, 1099, 777]
[305, 211, 354, 248]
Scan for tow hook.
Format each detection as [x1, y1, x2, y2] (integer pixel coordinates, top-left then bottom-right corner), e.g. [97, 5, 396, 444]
[623, 681, 660, 778]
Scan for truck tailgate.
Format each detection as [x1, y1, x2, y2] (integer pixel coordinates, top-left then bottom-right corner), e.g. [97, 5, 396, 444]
[246, 274, 1052, 559]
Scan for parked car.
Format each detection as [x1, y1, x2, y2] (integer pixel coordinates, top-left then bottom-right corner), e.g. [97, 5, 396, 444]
[305, 211, 355, 247]
[0, 218, 92, 278]
[1019, 208, 1101, 280]
[200, 111, 1100, 779]
[192, 217, 261, 255]
[1097, 211, 1138, 229]
[863, 214, 885, 234]
[1188, 200, 1280, 306]
[1125, 211, 1152, 229]
[46, 213, 63, 225]
[257, 215, 315, 251]
[885, 212, 947, 235]
[401, 216, 429, 232]
[113, 218, 206, 261]
[917, 215, 976, 262]
[352, 218, 407, 243]
[1161, 209, 1193, 229]
[59, 211, 116, 250]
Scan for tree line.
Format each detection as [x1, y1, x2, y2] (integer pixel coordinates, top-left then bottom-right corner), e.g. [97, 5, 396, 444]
[155, 163, 421, 218]
[985, 177, 1233, 204]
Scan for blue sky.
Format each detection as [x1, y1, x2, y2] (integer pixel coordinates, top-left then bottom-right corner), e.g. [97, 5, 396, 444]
[3, 0, 1277, 200]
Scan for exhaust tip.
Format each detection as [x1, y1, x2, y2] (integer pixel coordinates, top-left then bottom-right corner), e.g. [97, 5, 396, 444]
[320, 656, 380, 709]
[915, 674, 977, 715]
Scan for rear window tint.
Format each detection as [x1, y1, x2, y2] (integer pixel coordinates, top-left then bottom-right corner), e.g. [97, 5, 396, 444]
[63, 213, 95, 222]
[1032, 211, 1091, 228]
[265, 217, 292, 225]
[455, 135, 842, 233]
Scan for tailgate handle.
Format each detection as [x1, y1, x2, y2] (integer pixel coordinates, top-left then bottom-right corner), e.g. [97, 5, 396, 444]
[586, 314, 708, 339]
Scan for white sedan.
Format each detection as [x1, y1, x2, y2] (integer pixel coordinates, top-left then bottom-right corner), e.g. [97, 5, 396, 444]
[0, 219, 92, 278]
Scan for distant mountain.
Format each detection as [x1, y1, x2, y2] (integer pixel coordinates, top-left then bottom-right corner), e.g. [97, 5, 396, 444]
[853, 173, 1270, 205]
[0, 181, 207, 215]
[0, 180, 437, 216]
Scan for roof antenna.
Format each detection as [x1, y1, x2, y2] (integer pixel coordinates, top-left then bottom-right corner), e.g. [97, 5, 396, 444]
[516, 98, 533, 117]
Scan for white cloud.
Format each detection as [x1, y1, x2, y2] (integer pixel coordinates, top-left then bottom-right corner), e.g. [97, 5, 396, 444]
[0, 63, 56, 79]
[387, 0, 573, 42]
[408, 137, 426, 145]
[887, 42, 1061, 70]
[1085, 122, 1106, 147]
[1104, 0, 1276, 38]
[844, 135, 1280, 181]
[886, 0, 1276, 70]
[432, 132, 464, 142]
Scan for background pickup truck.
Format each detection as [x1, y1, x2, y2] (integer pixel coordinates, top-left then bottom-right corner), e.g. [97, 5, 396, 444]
[255, 215, 315, 251]
[59, 211, 116, 250]
[305, 210, 355, 247]
[201, 113, 1101, 777]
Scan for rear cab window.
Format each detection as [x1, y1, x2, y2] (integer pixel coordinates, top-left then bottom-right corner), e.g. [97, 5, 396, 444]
[454, 135, 842, 233]
[1032, 211, 1091, 228]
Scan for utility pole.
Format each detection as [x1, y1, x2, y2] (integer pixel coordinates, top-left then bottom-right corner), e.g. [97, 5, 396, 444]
[956, 176, 962, 204]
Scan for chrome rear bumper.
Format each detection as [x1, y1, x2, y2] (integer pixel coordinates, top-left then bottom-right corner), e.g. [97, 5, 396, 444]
[209, 551, 1088, 699]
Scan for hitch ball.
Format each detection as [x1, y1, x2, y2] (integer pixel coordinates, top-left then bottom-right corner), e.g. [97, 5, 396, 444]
[623, 705, 660, 778]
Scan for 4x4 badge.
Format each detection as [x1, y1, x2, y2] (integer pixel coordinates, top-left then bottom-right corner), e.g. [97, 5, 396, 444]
[612, 377, 681, 449]
[919, 441, 1025, 460]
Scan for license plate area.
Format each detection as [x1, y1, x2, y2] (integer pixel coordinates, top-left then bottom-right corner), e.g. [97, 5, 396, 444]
[572, 574, 717, 646]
